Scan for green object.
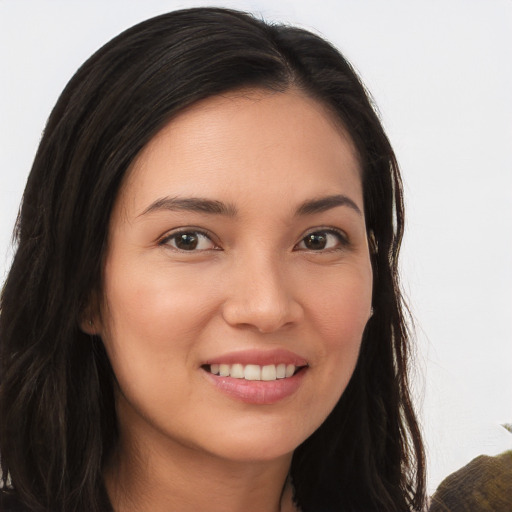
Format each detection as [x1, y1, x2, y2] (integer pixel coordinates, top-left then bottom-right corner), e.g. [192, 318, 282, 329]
[430, 450, 512, 511]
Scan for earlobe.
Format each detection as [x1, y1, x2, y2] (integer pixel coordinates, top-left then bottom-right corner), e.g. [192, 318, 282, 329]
[79, 286, 104, 335]
[79, 297, 102, 335]
[79, 316, 98, 335]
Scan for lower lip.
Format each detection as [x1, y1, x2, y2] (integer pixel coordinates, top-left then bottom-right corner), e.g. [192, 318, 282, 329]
[202, 368, 307, 405]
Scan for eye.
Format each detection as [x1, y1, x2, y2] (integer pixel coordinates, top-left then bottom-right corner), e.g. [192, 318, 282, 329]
[296, 230, 347, 251]
[160, 230, 217, 251]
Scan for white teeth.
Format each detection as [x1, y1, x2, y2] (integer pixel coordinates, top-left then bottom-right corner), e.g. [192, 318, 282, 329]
[244, 364, 261, 380]
[230, 363, 244, 379]
[261, 364, 277, 381]
[207, 363, 301, 381]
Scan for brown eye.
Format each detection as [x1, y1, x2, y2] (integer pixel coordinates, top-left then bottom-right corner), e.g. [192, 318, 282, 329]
[304, 233, 328, 250]
[175, 233, 199, 250]
[297, 230, 346, 251]
[162, 231, 216, 251]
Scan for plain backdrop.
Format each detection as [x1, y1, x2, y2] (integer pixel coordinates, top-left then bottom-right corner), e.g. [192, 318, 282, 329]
[1, 0, 511, 494]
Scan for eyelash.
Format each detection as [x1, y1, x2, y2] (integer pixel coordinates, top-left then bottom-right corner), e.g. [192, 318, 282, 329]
[158, 227, 349, 252]
[295, 228, 349, 252]
[158, 229, 218, 252]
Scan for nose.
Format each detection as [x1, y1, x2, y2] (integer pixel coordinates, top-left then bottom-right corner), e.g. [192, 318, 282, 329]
[221, 253, 304, 334]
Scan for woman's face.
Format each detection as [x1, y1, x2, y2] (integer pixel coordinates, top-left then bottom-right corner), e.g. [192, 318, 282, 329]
[97, 89, 372, 463]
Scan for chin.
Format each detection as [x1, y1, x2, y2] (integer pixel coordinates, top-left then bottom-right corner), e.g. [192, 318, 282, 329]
[191, 419, 318, 464]
[210, 438, 297, 463]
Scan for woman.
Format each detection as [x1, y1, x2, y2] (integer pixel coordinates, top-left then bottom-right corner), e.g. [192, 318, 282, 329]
[0, 7, 426, 512]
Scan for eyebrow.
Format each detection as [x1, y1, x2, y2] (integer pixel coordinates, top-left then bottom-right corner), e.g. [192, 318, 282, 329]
[295, 194, 362, 216]
[139, 193, 362, 218]
[139, 196, 238, 217]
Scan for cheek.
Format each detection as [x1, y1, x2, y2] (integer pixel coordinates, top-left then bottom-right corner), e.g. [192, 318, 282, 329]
[98, 264, 219, 424]
[303, 261, 372, 388]
[307, 261, 372, 338]
[102, 260, 215, 344]
[98, 261, 218, 399]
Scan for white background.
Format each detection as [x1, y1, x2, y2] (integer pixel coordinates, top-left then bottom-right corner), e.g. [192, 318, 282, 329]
[1, 0, 511, 494]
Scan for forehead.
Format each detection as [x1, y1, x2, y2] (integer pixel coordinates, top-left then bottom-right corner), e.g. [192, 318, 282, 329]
[116, 88, 362, 217]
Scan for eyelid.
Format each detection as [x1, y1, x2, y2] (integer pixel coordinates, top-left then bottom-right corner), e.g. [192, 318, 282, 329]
[294, 227, 349, 251]
[157, 227, 220, 251]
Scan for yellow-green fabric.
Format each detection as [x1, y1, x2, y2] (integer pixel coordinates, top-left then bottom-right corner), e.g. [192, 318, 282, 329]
[429, 450, 512, 512]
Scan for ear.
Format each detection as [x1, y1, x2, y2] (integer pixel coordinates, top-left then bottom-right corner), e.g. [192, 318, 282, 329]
[80, 316, 99, 335]
[79, 292, 102, 335]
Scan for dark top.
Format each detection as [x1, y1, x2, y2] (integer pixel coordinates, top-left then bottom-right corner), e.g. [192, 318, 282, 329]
[0, 490, 28, 512]
[0, 487, 113, 512]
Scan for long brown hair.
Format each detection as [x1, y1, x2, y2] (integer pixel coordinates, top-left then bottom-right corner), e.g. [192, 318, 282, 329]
[0, 8, 426, 511]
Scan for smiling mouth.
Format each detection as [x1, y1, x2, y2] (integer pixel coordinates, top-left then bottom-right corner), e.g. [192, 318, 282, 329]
[202, 363, 307, 381]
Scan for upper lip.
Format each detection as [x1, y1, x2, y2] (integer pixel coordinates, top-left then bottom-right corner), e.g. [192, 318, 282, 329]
[203, 348, 308, 367]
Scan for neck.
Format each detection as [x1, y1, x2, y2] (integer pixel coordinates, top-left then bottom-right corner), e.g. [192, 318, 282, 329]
[105, 426, 296, 512]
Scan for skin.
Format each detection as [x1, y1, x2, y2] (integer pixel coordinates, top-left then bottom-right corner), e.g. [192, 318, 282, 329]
[89, 88, 373, 512]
